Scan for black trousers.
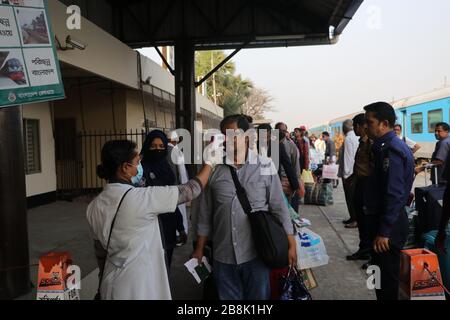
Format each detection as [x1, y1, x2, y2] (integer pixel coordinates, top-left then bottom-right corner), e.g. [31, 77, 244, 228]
[343, 175, 357, 222]
[372, 246, 401, 300]
[354, 177, 371, 251]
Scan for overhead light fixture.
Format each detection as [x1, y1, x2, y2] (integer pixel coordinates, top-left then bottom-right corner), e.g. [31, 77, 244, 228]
[55, 35, 87, 51]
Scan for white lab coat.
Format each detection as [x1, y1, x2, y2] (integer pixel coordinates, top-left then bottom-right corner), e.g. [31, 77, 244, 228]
[87, 183, 179, 300]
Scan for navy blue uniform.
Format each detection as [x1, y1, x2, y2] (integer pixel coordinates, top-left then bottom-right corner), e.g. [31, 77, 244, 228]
[365, 131, 414, 300]
[365, 131, 415, 246]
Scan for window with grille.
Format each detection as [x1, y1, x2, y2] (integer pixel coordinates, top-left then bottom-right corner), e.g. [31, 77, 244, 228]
[23, 119, 41, 175]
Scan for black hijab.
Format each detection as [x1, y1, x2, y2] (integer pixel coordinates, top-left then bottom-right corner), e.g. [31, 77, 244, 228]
[141, 130, 176, 186]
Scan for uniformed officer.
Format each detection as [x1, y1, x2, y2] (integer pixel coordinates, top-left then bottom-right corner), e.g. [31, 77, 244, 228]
[363, 102, 415, 301]
[436, 152, 450, 253]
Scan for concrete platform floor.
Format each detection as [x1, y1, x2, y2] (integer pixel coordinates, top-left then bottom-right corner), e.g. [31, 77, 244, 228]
[18, 185, 378, 300]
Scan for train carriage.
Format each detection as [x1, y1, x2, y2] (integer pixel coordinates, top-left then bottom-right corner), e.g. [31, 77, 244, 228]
[313, 87, 450, 160]
[393, 87, 450, 159]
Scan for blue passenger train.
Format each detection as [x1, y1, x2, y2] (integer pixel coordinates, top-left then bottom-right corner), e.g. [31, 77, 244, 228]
[309, 87, 450, 159]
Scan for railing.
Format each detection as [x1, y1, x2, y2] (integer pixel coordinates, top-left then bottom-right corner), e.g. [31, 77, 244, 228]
[56, 128, 166, 199]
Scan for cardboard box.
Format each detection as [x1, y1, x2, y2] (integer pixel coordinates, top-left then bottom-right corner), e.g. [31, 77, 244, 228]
[36, 252, 80, 300]
[399, 249, 446, 300]
[302, 269, 318, 291]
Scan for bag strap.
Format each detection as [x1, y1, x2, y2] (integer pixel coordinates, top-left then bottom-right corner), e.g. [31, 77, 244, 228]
[96, 187, 133, 297]
[227, 166, 253, 215]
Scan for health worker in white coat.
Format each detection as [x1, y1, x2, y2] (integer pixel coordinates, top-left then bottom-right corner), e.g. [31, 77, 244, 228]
[87, 139, 221, 300]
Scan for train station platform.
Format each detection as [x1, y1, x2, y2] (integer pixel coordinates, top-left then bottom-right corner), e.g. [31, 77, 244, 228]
[18, 185, 377, 300]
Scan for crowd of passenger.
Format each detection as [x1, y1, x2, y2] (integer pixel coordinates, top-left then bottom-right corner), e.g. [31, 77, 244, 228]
[86, 102, 450, 301]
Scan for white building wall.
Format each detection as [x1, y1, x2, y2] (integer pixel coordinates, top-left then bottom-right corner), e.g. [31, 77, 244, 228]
[48, 0, 140, 91]
[22, 102, 57, 197]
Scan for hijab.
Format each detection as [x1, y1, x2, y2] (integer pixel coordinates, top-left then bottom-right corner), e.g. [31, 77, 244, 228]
[141, 130, 176, 186]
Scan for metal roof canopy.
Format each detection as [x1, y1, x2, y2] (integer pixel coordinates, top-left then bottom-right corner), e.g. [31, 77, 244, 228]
[61, 0, 363, 50]
[59, 0, 363, 163]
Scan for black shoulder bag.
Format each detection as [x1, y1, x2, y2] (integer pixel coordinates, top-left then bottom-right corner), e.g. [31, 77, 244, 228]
[94, 188, 133, 300]
[228, 166, 289, 269]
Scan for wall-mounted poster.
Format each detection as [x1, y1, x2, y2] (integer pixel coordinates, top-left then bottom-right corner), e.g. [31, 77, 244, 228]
[0, 0, 64, 108]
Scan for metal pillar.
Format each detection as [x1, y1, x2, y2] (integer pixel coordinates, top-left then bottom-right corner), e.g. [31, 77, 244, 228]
[0, 106, 31, 299]
[175, 40, 198, 174]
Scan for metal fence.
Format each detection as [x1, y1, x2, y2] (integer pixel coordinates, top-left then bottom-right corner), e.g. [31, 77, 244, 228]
[56, 128, 166, 199]
[56, 107, 223, 199]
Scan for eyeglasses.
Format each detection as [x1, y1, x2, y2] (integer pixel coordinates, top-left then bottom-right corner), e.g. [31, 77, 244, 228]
[127, 160, 141, 168]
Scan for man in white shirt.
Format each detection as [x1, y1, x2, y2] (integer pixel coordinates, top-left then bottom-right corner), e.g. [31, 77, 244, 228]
[338, 120, 360, 228]
[394, 124, 421, 154]
[315, 135, 326, 159]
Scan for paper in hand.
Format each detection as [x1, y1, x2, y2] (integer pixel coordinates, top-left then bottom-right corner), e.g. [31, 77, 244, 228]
[184, 257, 212, 284]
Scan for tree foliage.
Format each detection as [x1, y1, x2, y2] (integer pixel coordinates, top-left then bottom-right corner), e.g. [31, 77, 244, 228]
[195, 50, 273, 118]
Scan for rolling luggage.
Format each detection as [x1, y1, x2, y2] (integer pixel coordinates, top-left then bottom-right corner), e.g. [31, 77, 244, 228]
[414, 185, 445, 237]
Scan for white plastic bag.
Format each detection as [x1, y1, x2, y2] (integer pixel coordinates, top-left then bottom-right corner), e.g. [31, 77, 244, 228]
[296, 228, 329, 270]
[322, 164, 339, 180]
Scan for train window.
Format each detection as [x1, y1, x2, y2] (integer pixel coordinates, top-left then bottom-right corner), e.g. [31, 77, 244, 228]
[428, 109, 443, 133]
[411, 113, 423, 134]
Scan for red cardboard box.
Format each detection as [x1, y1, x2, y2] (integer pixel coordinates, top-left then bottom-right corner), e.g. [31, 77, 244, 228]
[399, 249, 446, 300]
[36, 252, 79, 300]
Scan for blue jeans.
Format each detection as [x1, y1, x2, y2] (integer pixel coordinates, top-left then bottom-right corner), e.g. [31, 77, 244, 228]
[213, 258, 270, 300]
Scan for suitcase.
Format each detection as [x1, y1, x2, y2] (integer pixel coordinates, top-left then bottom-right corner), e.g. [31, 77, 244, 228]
[414, 185, 445, 237]
[423, 230, 450, 296]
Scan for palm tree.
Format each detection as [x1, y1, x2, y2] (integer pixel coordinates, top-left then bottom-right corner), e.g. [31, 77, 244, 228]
[195, 50, 236, 103]
[220, 75, 253, 116]
[195, 50, 253, 116]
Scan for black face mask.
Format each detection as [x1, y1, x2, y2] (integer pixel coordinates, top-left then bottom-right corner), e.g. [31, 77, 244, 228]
[145, 149, 167, 162]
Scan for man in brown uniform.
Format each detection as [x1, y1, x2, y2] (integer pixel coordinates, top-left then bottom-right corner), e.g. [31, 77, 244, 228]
[346, 114, 373, 264]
